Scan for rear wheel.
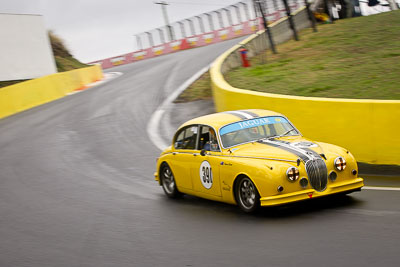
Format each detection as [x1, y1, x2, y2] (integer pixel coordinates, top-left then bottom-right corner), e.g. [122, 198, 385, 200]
[235, 176, 260, 213]
[160, 163, 181, 198]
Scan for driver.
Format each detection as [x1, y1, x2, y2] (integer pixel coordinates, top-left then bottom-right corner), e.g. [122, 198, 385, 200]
[203, 128, 219, 151]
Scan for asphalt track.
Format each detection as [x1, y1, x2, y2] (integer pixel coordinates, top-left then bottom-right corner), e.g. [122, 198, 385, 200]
[1, 38, 400, 267]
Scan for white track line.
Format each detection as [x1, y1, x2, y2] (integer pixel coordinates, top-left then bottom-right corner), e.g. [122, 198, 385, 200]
[147, 65, 210, 151]
[364, 186, 400, 191]
[67, 72, 123, 95]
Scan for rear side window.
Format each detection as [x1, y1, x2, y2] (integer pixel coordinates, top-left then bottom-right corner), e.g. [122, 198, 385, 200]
[174, 126, 198, 150]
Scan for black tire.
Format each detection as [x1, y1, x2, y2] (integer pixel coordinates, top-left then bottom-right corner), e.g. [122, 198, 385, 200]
[160, 163, 181, 198]
[235, 176, 260, 213]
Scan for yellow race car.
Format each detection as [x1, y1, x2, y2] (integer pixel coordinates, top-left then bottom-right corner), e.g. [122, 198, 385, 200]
[154, 109, 364, 213]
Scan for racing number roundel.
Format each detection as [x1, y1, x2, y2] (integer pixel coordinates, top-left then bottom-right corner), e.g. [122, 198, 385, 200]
[199, 161, 213, 189]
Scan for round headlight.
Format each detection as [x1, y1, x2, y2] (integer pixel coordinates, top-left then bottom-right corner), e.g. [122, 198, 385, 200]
[286, 167, 300, 182]
[334, 157, 346, 171]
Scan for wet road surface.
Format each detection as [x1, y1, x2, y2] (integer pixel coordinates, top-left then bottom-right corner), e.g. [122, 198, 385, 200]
[1, 38, 400, 267]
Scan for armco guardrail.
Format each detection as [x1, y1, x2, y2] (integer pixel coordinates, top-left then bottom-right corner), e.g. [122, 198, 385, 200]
[210, 7, 400, 165]
[0, 65, 103, 119]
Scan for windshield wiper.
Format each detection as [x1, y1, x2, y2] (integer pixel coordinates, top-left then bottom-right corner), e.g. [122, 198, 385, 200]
[256, 129, 296, 143]
[266, 128, 296, 140]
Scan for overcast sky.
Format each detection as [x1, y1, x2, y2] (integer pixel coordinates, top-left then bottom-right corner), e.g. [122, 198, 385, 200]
[0, 0, 247, 63]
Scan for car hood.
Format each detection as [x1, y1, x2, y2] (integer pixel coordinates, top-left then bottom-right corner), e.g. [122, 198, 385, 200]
[225, 136, 346, 162]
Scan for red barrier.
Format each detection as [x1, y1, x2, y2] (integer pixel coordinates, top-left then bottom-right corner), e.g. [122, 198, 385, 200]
[88, 14, 288, 69]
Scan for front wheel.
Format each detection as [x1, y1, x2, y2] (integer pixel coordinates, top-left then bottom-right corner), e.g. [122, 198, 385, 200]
[160, 163, 181, 198]
[235, 176, 260, 213]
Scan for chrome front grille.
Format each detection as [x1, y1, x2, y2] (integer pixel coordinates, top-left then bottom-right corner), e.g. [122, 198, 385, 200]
[305, 158, 328, 192]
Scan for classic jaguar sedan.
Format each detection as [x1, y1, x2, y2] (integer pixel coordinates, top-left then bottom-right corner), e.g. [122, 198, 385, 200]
[154, 109, 364, 213]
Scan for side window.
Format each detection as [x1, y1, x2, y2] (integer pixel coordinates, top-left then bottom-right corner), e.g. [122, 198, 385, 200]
[174, 126, 198, 150]
[199, 125, 220, 152]
[174, 130, 185, 149]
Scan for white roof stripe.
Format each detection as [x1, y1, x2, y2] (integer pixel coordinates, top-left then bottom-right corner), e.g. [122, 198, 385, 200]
[229, 110, 254, 119]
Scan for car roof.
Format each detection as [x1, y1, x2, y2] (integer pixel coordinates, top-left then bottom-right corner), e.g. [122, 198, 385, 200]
[179, 109, 284, 130]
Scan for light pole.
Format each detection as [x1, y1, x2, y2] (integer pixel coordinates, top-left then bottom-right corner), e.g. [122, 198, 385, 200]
[155, 1, 174, 41]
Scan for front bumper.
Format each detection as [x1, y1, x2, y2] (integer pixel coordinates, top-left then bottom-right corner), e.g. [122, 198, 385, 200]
[260, 178, 364, 207]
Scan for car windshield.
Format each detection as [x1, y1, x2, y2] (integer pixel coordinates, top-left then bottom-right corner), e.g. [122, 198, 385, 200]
[219, 116, 299, 148]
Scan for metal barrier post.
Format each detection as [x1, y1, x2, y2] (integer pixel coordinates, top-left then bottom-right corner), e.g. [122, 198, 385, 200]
[256, 0, 277, 53]
[157, 28, 165, 44]
[239, 2, 251, 20]
[195, 16, 205, 33]
[178, 21, 186, 38]
[215, 10, 224, 28]
[233, 5, 242, 23]
[322, 0, 334, 23]
[145, 32, 154, 47]
[205, 13, 214, 31]
[136, 35, 143, 50]
[223, 8, 233, 26]
[282, 0, 299, 41]
[304, 0, 317, 32]
[186, 19, 196, 36]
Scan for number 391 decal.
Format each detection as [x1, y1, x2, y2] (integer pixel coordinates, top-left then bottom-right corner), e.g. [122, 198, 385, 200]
[199, 161, 213, 189]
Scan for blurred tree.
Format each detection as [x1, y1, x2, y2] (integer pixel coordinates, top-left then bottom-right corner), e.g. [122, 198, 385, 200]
[48, 31, 71, 58]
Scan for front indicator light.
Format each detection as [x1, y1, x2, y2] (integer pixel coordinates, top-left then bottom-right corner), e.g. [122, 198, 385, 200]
[286, 167, 299, 182]
[334, 157, 346, 171]
[329, 171, 337, 182]
[277, 185, 284, 193]
[352, 169, 357, 176]
[299, 178, 308, 188]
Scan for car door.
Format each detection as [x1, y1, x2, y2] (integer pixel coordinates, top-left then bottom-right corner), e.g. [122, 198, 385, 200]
[169, 125, 199, 191]
[190, 125, 222, 197]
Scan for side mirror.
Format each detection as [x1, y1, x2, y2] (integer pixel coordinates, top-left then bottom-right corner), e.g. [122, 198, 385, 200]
[200, 149, 206, 156]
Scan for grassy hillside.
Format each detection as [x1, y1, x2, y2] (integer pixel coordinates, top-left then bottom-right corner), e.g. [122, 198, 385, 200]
[49, 31, 88, 72]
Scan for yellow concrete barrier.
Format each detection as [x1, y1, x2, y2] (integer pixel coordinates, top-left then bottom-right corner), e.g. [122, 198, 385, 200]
[210, 19, 400, 166]
[0, 65, 103, 119]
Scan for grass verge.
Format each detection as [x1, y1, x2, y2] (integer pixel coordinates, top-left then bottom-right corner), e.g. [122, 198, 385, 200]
[226, 10, 400, 100]
[175, 71, 213, 103]
[177, 10, 400, 102]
